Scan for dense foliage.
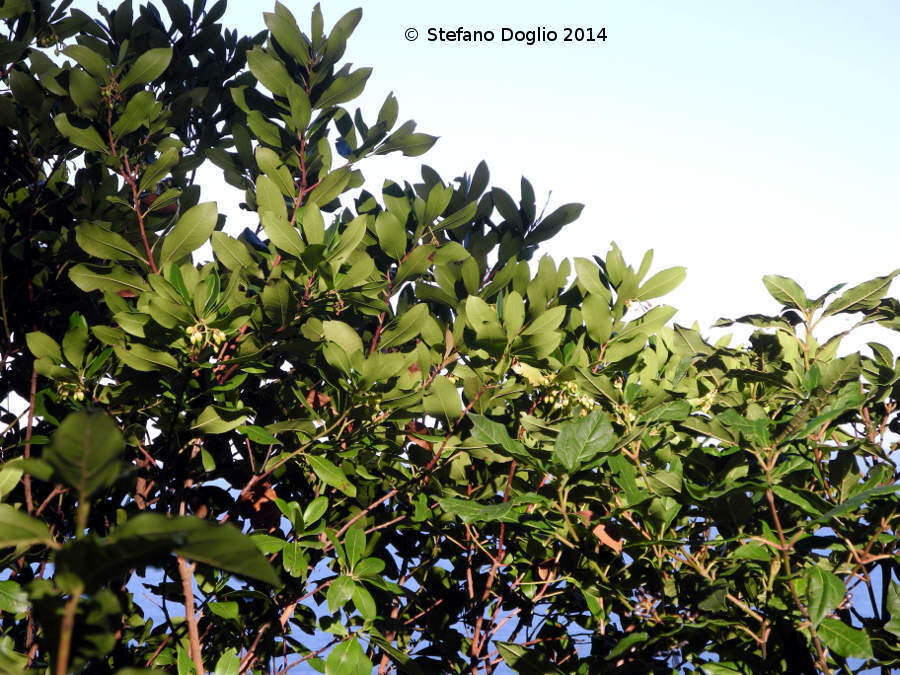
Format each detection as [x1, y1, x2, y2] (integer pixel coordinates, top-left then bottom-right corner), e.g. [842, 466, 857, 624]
[2, 1, 900, 673]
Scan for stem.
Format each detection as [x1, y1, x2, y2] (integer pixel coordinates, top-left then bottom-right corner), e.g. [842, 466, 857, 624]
[55, 587, 83, 675]
[121, 153, 158, 274]
[56, 499, 89, 674]
[22, 367, 37, 513]
[177, 493, 203, 673]
[178, 555, 204, 673]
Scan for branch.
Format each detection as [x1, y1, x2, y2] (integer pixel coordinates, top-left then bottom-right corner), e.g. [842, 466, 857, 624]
[177, 556, 204, 673]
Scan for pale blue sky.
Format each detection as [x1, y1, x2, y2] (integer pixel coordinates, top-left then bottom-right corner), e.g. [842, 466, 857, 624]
[73, 0, 900, 337]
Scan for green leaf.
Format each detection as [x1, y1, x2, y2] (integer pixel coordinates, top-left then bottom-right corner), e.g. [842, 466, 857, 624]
[325, 636, 371, 675]
[378, 304, 427, 350]
[817, 618, 873, 658]
[316, 68, 372, 110]
[435, 497, 514, 524]
[69, 67, 101, 115]
[286, 83, 311, 131]
[207, 602, 239, 620]
[554, 409, 615, 473]
[637, 266, 686, 301]
[76, 223, 145, 263]
[574, 257, 610, 298]
[247, 47, 293, 97]
[114, 343, 179, 372]
[423, 375, 463, 424]
[822, 270, 900, 317]
[190, 405, 250, 434]
[118, 47, 172, 90]
[326, 575, 355, 612]
[62, 45, 108, 79]
[806, 567, 845, 627]
[528, 203, 583, 243]
[237, 425, 282, 446]
[62, 312, 89, 367]
[0, 504, 53, 547]
[647, 470, 682, 496]
[54, 113, 107, 153]
[45, 410, 124, 498]
[307, 167, 352, 206]
[885, 581, 900, 637]
[158, 202, 218, 267]
[69, 264, 148, 295]
[375, 211, 406, 260]
[762, 275, 809, 310]
[352, 585, 376, 620]
[328, 215, 368, 267]
[813, 484, 900, 524]
[139, 147, 180, 193]
[301, 202, 325, 245]
[210, 231, 255, 270]
[281, 542, 308, 578]
[308, 455, 356, 497]
[521, 305, 566, 336]
[377, 92, 398, 128]
[771, 485, 820, 515]
[583, 293, 613, 344]
[300, 498, 328, 528]
[264, 9, 309, 63]
[384, 132, 437, 157]
[434, 199, 476, 233]
[177, 646, 197, 675]
[255, 146, 295, 198]
[323, 320, 364, 356]
[0, 464, 23, 501]
[344, 524, 365, 568]
[469, 414, 529, 462]
[111, 90, 158, 137]
[393, 244, 435, 286]
[0, 581, 28, 614]
[261, 278, 292, 326]
[261, 210, 305, 258]
[491, 187, 520, 226]
[731, 543, 771, 561]
[495, 641, 564, 674]
[213, 649, 240, 675]
[26, 331, 62, 362]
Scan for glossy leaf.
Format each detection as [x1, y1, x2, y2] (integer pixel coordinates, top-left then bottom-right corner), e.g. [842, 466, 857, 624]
[308, 455, 356, 497]
[118, 47, 172, 90]
[554, 409, 615, 472]
[817, 618, 873, 658]
[44, 410, 124, 498]
[0, 505, 53, 547]
[158, 202, 218, 267]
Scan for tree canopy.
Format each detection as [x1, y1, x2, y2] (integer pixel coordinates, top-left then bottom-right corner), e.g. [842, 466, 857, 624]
[2, 1, 900, 673]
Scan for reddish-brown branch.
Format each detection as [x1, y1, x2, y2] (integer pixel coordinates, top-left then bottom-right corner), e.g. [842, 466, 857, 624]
[276, 636, 342, 674]
[145, 634, 171, 667]
[120, 153, 158, 274]
[22, 368, 37, 513]
[177, 555, 203, 673]
[239, 621, 271, 673]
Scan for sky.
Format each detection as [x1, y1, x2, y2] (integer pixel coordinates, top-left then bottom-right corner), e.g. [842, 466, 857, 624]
[194, 0, 900, 340]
